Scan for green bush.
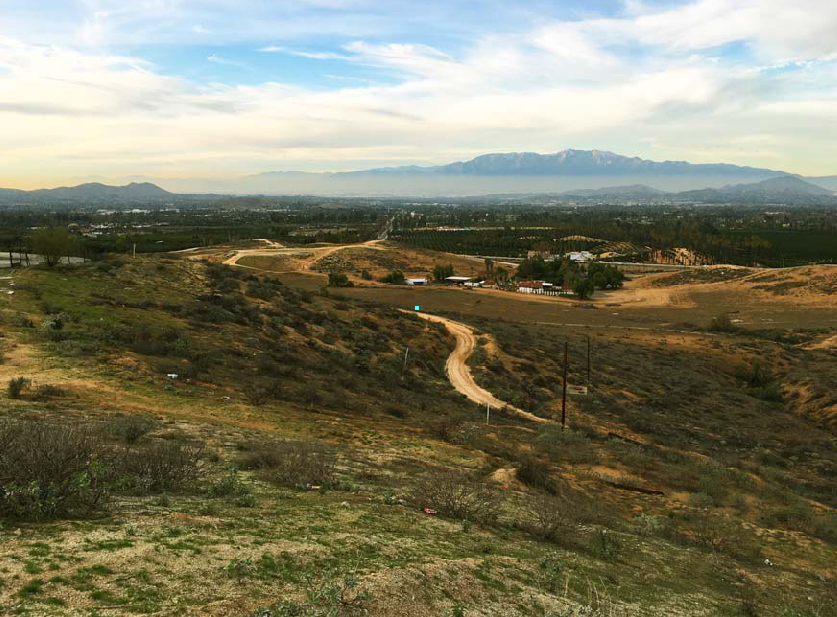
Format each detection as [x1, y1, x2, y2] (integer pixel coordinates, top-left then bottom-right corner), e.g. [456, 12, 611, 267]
[379, 270, 405, 285]
[7, 376, 31, 399]
[327, 272, 354, 287]
[208, 470, 258, 507]
[255, 574, 372, 617]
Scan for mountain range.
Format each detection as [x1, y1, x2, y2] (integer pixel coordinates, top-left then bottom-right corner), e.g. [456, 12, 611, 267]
[1, 150, 835, 203]
[0, 182, 171, 204]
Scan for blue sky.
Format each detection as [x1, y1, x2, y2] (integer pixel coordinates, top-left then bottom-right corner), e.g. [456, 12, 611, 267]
[0, 0, 835, 187]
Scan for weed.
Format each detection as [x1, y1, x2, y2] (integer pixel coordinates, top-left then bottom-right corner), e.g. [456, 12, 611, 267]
[208, 470, 258, 507]
[256, 574, 372, 617]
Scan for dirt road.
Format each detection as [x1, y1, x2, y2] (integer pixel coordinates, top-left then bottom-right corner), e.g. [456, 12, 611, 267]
[221, 239, 385, 268]
[411, 311, 548, 423]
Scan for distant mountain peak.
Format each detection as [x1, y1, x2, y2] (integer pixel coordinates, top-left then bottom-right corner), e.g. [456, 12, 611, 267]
[355, 149, 790, 178]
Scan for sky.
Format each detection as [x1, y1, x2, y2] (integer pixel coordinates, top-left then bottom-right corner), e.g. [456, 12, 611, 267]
[0, 0, 836, 188]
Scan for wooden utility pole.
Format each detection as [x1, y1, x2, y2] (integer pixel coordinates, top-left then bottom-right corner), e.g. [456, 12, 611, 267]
[486, 401, 490, 425]
[561, 341, 568, 432]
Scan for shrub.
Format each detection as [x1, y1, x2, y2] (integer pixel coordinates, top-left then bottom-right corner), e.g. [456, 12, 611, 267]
[244, 380, 284, 406]
[516, 457, 556, 493]
[241, 441, 338, 490]
[208, 470, 258, 507]
[106, 415, 159, 445]
[7, 376, 31, 399]
[0, 419, 111, 519]
[327, 272, 354, 287]
[379, 270, 405, 285]
[114, 441, 205, 494]
[526, 492, 573, 541]
[537, 428, 599, 465]
[409, 468, 503, 524]
[255, 574, 372, 617]
[709, 313, 738, 332]
[31, 384, 67, 400]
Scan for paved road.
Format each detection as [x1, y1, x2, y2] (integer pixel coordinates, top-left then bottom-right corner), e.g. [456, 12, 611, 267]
[410, 311, 548, 424]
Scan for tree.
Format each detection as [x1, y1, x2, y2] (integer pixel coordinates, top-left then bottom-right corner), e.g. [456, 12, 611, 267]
[30, 227, 74, 267]
[484, 257, 494, 279]
[379, 270, 405, 285]
[327, 272, 353, 287]
[360, 269, 372, 280]
[432, 263, 454, 281]
[572, 278, 595, 300]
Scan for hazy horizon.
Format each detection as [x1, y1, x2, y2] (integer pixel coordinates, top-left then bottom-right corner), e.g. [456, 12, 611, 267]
[1, 0, 836, 189]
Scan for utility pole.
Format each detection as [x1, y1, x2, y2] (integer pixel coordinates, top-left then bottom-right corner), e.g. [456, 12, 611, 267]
[403, 347, 409, 372]
[561, 341, 568, 432]
[486, 401, 490, 425]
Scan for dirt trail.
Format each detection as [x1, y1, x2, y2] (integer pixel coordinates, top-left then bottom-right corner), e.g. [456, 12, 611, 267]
[221, 239, 385, 268]
[410, 311, 548, 424]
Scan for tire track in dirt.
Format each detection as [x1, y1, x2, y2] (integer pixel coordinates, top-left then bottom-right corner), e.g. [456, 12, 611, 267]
[409, 311, 548, 424]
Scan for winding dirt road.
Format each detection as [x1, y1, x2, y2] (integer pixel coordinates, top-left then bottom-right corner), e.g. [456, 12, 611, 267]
[411, 311, 548, 423]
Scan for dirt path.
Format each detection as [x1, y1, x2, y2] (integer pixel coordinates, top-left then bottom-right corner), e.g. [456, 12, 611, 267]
[410, 311, 548, 423]
[221, 239, 385, 268]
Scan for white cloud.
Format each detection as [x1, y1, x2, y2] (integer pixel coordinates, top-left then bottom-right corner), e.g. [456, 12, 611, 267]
[1, 0, 837, 186]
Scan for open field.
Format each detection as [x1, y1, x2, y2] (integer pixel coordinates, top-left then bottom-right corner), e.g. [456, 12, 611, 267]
[0, 242, 836, 617]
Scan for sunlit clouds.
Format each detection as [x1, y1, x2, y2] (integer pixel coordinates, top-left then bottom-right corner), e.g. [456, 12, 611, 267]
[0, 0, 835, 188]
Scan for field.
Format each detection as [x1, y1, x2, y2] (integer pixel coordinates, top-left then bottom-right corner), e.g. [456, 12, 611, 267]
[0, 241, 836, 617]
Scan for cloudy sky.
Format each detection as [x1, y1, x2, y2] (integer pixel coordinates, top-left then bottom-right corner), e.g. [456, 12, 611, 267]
[1, 0, 836, 188]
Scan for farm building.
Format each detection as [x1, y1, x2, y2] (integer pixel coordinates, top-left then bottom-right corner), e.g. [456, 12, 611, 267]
[445, 276, 473, 285]
[568, 251, 593, 263]
[405, 278, 427, 286]
[516, 280, 558, 295]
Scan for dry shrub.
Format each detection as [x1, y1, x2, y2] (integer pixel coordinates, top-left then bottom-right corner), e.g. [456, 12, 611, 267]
[409, 468, 503, 524]
[667, 511, 762, 561]
[106, 414, 159, 445]
[115, 440, 206, 493]
[240, 441, 338, 490]
[516, 456, 556, 493]
[32, 384, 67, 400]
[0, 419, 111, 519]
[525, 481, 618, 542]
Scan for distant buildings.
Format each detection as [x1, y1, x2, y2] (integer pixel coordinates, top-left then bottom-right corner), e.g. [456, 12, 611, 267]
[568, 251, 593, 263]
[405, 278, 427, 286]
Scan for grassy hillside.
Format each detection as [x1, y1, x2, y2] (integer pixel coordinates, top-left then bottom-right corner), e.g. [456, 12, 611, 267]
[0, 255, 835, 616]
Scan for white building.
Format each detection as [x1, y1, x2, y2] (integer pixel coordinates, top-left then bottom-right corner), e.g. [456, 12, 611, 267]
[568, 251, 593, 263]
[406, 278, 427, 286]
